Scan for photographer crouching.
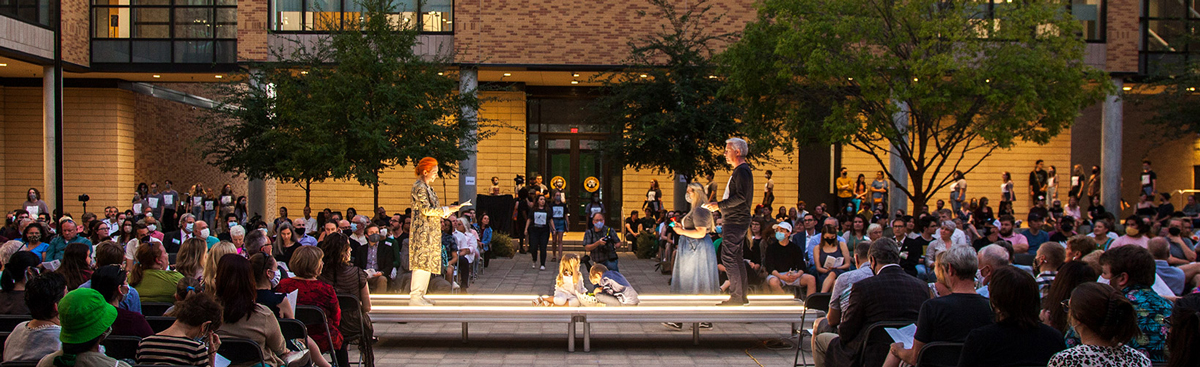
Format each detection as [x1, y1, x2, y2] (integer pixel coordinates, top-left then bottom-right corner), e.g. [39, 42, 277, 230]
[583, 212, 621, 273]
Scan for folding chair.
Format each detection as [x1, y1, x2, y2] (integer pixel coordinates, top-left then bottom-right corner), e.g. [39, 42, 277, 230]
[794, 292, 831, 367]
[859, 321, 915, 367]
[141, 302, 174, 317]
[914, 342, 964, 367]
[145, 316, 176, 333]
[0, 315, 31, 331]
[279, 318, 310, 352]
[216, 337, 266, 367]
[100, 335, 143, 361]
[295, 305, 339, 367]
[336, 294, 375, 367]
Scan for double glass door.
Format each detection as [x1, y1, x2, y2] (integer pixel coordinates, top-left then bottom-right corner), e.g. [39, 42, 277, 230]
[540, 134, 616, 231]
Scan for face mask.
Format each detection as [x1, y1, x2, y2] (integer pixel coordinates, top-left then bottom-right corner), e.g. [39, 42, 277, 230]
[228, 222, 237, 228]
[147, 224, 157, 232]
[351, 223, 359, 232]
[368, 234, 383, 243]
[186, 223, 194, 232]
[25, 233, 41, 243]
[1126, 227, 1140, 236]
[775, 232, 786, 241]
[200, 228, 211, 238]
[270, 269, 282, 288]
[1170, 227, 1182, 236]
[146, 213, 154, 218]
[124, 226, 133, 233]
[715, 226, 723, 234]
[594, 221, 604, 230]
[342, 229, 352, 236]
[28, 194, 36, 201]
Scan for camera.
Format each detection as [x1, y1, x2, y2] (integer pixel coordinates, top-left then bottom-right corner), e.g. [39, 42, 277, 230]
[514, 174, 525, 185]
[77, 194, 90, 202]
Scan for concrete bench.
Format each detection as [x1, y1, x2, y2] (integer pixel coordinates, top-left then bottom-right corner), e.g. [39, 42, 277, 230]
[367, 294, 817, 352]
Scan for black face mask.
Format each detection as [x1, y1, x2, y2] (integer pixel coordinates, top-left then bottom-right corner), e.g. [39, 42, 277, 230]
[1170, 227, 1182, 236]
[342, 229, 353, 236]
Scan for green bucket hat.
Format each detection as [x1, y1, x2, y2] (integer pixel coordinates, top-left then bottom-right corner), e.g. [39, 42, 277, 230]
[58, 288, 118, 344]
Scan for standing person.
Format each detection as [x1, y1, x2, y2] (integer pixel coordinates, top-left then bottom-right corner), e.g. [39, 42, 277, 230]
[669, 183, 719, 295]
[1141, 160, 1157, 197]
[21, 188, 50, 219]
[705, 173, 719, 203]
[950, 170, 967, 216]
[870, 171, 887, 208]
[1069, 165, 1085, 201]
[852, 174, 867, 213]
[835, 167, 853, 212]
[584, 193, 604, 219]
[762, 170, 776, 209]
[703, 137, 754, 306]
[512, 187, 531, 254]
[159, 181, 180, 232]
[525, 195, 554, 271]
[1030, 160, 1048, 208]
[1086, 165, 1102, 204]
[1047, 165, 1059, 205]
[217, 184, 235, 227]
[550, 191, 568, 262]
[643, 180, 663, 215]
[409, 157, 467, 306]
[1000, 172, 1015, 204]
[147, 183, 164, 222]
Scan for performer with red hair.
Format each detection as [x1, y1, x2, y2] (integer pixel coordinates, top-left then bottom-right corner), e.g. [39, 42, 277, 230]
[409, 157, 469, 306]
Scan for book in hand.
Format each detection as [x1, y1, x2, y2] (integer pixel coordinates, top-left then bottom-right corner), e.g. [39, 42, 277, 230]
[822, 256, 845, 269]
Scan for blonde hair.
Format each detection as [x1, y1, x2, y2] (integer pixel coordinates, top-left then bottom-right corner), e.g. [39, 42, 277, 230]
[556, 253, 582, 289]
[175, 238, 208, 280]
[290, 246, 324, 279]
[203, 241, 239, 293]
[686, 182, 707, 208]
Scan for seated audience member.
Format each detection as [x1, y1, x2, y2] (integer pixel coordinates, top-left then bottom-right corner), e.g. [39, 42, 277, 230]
[886, 246, 994, 367]
[130, 242, 184, 303]
[764, 222, 817, 296]
[202, 241, 239, 293]
[79, 241, 142, 313]
[1, 251, 40, 315]
[274, 222, 303, 264]
[174, 238, 207, 281]
[92, 265, 153, 338]
[55, 243, 93, 291]
[1168, 293, 1200, 367]
[1040, 261, 1098, 334]
[213, 254, 288, 367]
[316, 233, 373, 362]
[1064, 235, 1102, 272]
[822, 237, 876, 331]
[249, 253, 293, 319]
[242, 228, 272, 258]
[975, 244, 1011, 298]
[1048, 282, 1150, 367]
[3, 273, 66, 362]
[162, 277, 201, 317]
[1109, 215, 1149, 249]
[958, 266, 1066, 366]
[1096, 245, 1172, 362]
[1034, 242, 1066, 294]
[45, 220, 92, 262]
[36, 287, 131, 367]
[589, 263, 639, 306]
[813, 238, 930, 367]
[135, 293, 223, 366]
[352, 225, 394, 292]
[278, 246, 346, 367]
[1148, 237, 1185, 296]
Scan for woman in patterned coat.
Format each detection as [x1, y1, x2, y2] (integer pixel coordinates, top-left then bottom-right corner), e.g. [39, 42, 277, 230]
[409, 157, 467, 306]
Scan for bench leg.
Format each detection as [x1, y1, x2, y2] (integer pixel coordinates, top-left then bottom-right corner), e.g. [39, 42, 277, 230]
[583, 322, 590, 352]
[693, 323, 700, 345]
[462, 322, 468, 344]
[568, 322, 576, 352]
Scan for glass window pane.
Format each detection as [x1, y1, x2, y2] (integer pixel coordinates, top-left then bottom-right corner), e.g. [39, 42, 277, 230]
[174, 8, 213, 38]
[131, 7, 169, 38]
[93, 7, 127, 38]
[216, 8, 236, 38]
[388, 0, 417, 29]
[306, 0, 341, 30]
[273, 0, 302, 31]
[131, 40, 171, 62]
[215, 40, 236, 63]
[175, 0, 211, 5]
[174, 40, 213, 62]
[1147, 20, 1186, 52]
[91, 40, 130, 62]
[421, 0, 451, 32]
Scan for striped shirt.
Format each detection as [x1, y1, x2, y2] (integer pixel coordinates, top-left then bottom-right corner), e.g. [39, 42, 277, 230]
[136, 335, 209, 366]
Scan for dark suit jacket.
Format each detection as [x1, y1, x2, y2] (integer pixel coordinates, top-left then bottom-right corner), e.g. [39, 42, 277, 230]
[830, 264, 930, 367]
[352, 242, 395, 283]
[163, 230, 186, 253]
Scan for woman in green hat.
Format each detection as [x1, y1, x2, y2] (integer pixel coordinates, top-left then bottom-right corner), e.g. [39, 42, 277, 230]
[35, 286, 128, 367]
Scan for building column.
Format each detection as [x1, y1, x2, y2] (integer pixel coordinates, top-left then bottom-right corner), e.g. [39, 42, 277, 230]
[42, 66, 59, 214]
[247, 67, 267, 219]
[459, 67, 478, 204]
[1101, 77, 1123, 213]
[889, 101, 910, 217]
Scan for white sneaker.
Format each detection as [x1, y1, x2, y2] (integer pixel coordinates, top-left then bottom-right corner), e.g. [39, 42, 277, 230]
[532, 263, 538, 269]
[540, 265, 546, 271]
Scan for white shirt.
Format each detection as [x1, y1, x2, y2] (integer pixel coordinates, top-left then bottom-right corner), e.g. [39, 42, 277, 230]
[951, 228, 969, 247]
[304, 217, 318, 235]
[453, 230, 479, 263]
[1097, 275, 1175, 299]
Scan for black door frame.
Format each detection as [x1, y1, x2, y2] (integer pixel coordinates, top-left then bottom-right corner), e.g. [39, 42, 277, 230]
[537, 132, 618, 231]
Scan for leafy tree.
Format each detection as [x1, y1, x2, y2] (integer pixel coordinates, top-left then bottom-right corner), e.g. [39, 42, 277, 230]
[196, 0, 488, 207]
[721, 0, 1111, 208]
[592, 0, 763, 209]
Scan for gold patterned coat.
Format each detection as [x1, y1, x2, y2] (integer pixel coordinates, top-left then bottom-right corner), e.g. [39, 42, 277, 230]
[411, 179, 448, 274]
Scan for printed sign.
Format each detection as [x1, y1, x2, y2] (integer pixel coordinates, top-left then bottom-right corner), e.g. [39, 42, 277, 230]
[534, 212, 548, 226]
[149, 197, 159, 208]
[584, 177, 600, 193]
[550, 176, 567, 190]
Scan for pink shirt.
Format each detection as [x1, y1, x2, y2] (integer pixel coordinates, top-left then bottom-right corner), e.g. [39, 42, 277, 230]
[1001, 233, 1028, 247]
[1108, 235, 1149, 249]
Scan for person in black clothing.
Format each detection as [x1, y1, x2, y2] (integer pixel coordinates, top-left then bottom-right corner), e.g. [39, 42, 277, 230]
[901, 215, 937, 277]
[763, 222, 817, 296]
[886, 245, 993, 366]
[1048, 216, 1076, 243]
[624, 211, 643, 251]
[703, 137, 754, 306]
[1030, 160, 1048, 207]
[958, 266, 1066, 367]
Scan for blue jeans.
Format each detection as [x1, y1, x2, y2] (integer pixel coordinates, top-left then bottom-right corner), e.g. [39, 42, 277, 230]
[598, 259, 619, 273]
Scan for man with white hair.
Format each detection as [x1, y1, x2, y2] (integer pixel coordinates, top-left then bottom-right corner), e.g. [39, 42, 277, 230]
[350, 215, 371, 249]
[228, 225, 246, 252]
[975, 244, 1011, 298]
[704, 137, 754, 306]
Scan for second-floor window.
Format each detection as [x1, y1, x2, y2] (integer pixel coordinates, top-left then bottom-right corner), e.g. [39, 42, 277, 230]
[270, 0, 451, 33]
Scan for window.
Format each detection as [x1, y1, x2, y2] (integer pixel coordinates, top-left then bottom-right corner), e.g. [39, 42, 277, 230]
[971, 0, 1105, 42]
[1141, 0, 1200, 75]
[91, 0, 236, 64]
[0, 0, 55, 28]
[270, 0, 448, 33]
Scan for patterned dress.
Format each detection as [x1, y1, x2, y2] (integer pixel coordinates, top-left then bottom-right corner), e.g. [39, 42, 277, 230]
[411, 179, 449, 274]
[1047, 344, 1151, 367]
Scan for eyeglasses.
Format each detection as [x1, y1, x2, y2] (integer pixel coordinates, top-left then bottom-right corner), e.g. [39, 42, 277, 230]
[1060, 299, 1070, 312]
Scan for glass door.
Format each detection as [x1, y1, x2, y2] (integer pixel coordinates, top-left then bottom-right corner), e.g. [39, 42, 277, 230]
[538, 135, 615, 231]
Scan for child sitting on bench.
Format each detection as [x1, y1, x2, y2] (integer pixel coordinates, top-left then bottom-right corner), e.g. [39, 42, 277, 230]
[589, 264, 639, 306]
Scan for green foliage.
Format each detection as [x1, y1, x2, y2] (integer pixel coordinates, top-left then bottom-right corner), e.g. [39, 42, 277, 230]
[591, 0, 771, 180]
[490, 232, 515, 258]
[635, 230, 658, 259]
[721, 0, 1111, 206]
[194, 0, 488, 205]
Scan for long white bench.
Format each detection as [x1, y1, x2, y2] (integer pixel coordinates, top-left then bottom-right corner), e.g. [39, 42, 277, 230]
[367, 294, 817, 352]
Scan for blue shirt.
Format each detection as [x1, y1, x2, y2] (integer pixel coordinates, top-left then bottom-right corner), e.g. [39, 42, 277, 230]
[1155, 259, 1185, 296]
[80, 279, 142, 313]
[297, 233, 318, 247]
[479, 227, 493, 251]
[205, 236, 219, 248]
[21, 241, 50, 261]
[1020, 229, 1049, 253]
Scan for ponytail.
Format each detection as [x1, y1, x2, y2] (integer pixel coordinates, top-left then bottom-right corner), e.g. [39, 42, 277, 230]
[2, 251, 41, 292]
[1098, 292, 1141, 345]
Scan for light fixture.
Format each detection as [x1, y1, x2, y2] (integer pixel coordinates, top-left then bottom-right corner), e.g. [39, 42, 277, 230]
[1188, 87, 1196, 92]
[708, 75, 717, 79]
[572, 73, 580, 77]
[437, 72, 443, 75]
[571, 80, 579, 84]
[215, 75, 223, 79]
[152, 75, 161, 78]
[640, 74, 648, 78]
[503, 72, 511, 77]
[300, 71, 308, 75]
[985, 79, 991, 83]
[1122, 86, 1132, 91]
[847, 77, 853, 81]
[912, 77, 919, 82]
[0, 63, 7, 67]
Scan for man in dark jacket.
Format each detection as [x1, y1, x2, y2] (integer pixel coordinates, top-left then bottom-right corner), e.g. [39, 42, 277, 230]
[813, 238, 930, 367]
[353, 225, 395, 292]
[704, 137, 754, 306]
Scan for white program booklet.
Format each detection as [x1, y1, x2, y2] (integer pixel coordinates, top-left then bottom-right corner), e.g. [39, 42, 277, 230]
[286, 290, 299, 317]
[823, 256, 845, 269]
[886, 323, 917, 349]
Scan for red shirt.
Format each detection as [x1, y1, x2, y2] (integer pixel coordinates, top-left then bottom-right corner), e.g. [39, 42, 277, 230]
[276, 278, 342, 351]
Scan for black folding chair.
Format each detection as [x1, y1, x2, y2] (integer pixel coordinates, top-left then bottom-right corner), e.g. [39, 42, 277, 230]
[915, 342, 964, 367]
[794, 292, 831, 367]
[0, 362, 37, 367]
[279, 318, 310, 352]
[145, 316, 176, 333]
[0, 315, 31, 331]
[141, 302, 174, 317]
[100, 335, 143, 361]
[0, 331, 8, 360]
[1013, 253, 1035, 266]
[336, 294, 374, 367]
[859, 321, 915, 367]
[295, 305, 339, 367]
[216, 337, 266, 367]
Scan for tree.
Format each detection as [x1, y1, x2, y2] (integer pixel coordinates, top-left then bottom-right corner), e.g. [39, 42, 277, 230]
[721, 0, 1111, 208]
[591, 0, 765, 209]
[195, 0, 488, 208]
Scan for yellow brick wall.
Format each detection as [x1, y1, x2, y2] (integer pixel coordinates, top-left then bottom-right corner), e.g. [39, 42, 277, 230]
[3, 88, 45, 213]
[841, 130, 1073, 219]
[474, 91, 527, 197]
[0, 87, 6, 212]
[619, 147, 800, 220]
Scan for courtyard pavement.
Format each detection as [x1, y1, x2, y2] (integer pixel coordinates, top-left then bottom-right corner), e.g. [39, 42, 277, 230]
[365, 234, 814, 366]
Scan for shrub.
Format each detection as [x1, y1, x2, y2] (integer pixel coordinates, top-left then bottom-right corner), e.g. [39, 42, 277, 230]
[635, 230, 658, 259]
[491, 232, 515, 258]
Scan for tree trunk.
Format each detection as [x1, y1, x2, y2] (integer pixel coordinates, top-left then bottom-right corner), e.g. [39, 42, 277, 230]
[303, 179, 312, 208]
[674, 173, 690, 213]
[374, 182, 380, 211]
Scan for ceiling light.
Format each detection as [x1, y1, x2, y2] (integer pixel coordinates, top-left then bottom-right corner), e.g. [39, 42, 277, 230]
[1122, 86, 1132, 91]
[215, 75, 223, 79]
[437, 72, 443, 75]
[571, 80, 579, 84]
[640, 74, 648, 78]
[152, 75, 161, 78]
[0, 63, 7, 67]
[503, 73, 511, 77]
[572, 73, 580, 77]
